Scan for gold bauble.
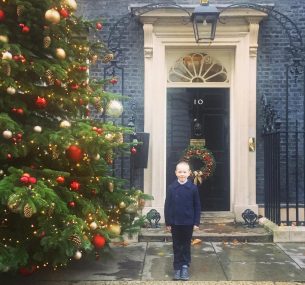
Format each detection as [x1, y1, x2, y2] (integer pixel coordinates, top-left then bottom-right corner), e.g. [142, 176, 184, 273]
[63, 0, 77, 11]
[55, 48, 66, 60]
[125, 203, 138, 214]
[105, 133, 114, 141]
[74, 250, 82, 260]
[89, 221, 98, 230]
[108, 182, 114, 192]
[119, 201, 126, 209]
[108, 223, 121, 235]
[45, 9, 61, 24]
[7, 194, 21, 213]
[0, 35, 8, 43]
[59, 120, 71, 128]
[2, 51, 12, 60]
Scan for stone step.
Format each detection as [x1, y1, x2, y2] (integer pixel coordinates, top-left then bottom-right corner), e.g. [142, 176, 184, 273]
[139, 222, 273, 243]
[201, 211, 236, 224]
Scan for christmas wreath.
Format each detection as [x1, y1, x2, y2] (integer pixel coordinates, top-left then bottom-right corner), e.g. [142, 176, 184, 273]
[181, 145, 216, 185]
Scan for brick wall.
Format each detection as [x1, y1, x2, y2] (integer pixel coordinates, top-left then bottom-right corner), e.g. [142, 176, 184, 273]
[78, 0, 305, 203]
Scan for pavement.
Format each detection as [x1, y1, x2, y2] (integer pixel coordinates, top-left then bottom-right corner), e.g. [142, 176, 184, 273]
[1, 241, 305, 285]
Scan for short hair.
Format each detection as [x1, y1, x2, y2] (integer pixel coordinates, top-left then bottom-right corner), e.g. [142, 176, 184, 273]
[176, 161, 190, 170]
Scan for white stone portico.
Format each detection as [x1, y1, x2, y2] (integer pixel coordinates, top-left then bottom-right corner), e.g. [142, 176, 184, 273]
[135, 5, 268, 221]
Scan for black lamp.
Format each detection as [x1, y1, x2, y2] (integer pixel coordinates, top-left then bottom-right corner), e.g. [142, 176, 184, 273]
[191, 0, 220, 42]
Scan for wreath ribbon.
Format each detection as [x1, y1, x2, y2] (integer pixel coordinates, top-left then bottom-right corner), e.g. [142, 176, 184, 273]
[193, 170, 203, 185]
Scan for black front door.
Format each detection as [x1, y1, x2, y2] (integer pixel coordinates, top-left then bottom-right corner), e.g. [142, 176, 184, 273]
[166, 88, 230, 211]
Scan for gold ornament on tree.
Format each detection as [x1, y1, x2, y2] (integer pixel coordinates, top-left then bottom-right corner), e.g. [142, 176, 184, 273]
[0, 35, 8, 43]
[43, 36, 51, 48]
[69, 234, 82, 247]
[108, 181, 114, 192]
[106, 100, 123, 118]
[7, 194, 21, 213]
[63, 0, 78, 11]
[102, 53, 114, 63]
[17, 5, 25, 16]
[24, 203, 33, 218]
[108, 223, 121, 235]
[74, 250, 82, 260]
[45, 69, 54, 85]
[55, 48, 66, 59]
[45, 9, 61, 24]
[2, 62, 11, 76]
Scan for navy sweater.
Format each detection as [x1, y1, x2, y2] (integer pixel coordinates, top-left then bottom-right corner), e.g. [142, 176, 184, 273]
[164, 180, 201, 226]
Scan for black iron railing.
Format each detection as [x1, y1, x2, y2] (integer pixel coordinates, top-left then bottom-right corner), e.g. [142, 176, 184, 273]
[263, 121, 305, 225]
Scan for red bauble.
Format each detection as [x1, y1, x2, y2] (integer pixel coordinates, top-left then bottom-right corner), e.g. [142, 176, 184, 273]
[130, 147, 137, 155]
[59, 8, 69, 18]
[22, 173, 31, 178]
[70, 181, 80, 191]
[96, 22, 103, 30]
[68, 201, 76, 207]
[66, 145, 83, 162]
[20, 176, 29, 184]
[35, 97, 47, 108]
[0, 10, 5, 21]
[91, 189, 97, 196]
[7, 153, 12, 159]
[22, 26, 30, 33]
[92, 234, 106, 249]
[56, 176, 65, 183]
[54, 79, 62, 86]
[19, 265, 36, 276]
[109, 77, 118, 85]
[70, 83, 79, 90]
[28, 177, 37, 184]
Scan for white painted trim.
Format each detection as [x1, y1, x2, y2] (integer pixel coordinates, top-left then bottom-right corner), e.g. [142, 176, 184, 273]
[141, 9, 267, 221]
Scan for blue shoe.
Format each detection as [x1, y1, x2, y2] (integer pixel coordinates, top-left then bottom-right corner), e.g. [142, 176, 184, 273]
[180, 265, 189, 280]
[173, 269, 181, 280]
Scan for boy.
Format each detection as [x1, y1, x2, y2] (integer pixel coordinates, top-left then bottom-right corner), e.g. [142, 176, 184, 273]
[164, 161, 201, 281]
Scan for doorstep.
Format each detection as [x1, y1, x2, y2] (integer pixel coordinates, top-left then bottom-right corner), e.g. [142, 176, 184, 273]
[139, 222, 273, 242]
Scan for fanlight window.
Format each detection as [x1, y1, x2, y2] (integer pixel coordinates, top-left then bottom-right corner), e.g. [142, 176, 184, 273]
[168, 53, 229, 83]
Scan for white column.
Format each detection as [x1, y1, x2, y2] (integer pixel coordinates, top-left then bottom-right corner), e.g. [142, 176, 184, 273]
[143, 23, 154, 205]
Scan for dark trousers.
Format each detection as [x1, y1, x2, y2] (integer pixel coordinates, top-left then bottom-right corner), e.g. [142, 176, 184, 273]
[171, 225, 193, 270]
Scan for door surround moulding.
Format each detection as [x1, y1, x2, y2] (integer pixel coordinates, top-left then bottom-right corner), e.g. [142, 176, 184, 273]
[140, 8, 267, 221]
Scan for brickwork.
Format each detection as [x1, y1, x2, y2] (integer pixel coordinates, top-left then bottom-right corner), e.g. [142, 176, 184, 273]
[78, 0, 305, 203]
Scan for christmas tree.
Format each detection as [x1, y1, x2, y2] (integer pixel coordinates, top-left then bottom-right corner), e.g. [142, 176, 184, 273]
[0, 0, 149, 274]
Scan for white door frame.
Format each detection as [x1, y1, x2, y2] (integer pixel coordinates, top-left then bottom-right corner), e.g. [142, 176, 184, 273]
[138, 7, 267, 221]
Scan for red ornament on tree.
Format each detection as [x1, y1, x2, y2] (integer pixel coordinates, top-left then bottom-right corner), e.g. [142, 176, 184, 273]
[0, 10, 5, 21]
[16, 108, 24, 115]
[56, 176, 65, 183]
[22, 26, 30, 33]
[92, 234, 106, 249]
[130, 147, 137, 155]
[96, 22, 103, 30]
[35, 96, 47, 108]
[70, 181, 80, 191]
[68, 201, 76, 207]
[19, 265, 36, 276]
[109, 77, 118, 85]
[59, 8, 69, 18]
[66, 145, 83, 162]
[70, 83, 79, 90]
[20, 176, 29, 184]
[28, 176, 37, 184]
